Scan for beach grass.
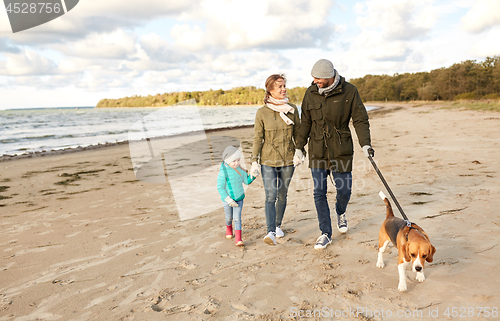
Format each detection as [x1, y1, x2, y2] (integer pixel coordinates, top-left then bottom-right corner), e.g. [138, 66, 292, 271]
[443, 100, 500, 112]
[367, 100, 500, 112]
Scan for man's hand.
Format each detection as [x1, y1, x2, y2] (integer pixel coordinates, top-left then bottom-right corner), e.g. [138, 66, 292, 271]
[362, 145, 375, 158]
[250, 162, 261, 177]
[225, 196, 238, 207]
[293, 149, 305, 167]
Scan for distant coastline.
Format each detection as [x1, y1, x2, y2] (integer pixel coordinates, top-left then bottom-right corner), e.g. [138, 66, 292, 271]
[95, 104, 263, 109]
[3, 106, 95, 111]
[95, 86, 307, 108]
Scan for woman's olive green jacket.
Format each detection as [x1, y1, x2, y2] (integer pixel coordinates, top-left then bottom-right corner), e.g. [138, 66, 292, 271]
[252, 103, 300, 167]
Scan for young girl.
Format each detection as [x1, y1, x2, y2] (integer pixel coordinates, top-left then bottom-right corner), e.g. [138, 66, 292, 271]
[217, 145, 257, 246]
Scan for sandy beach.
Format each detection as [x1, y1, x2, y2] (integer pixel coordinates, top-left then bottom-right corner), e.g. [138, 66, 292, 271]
[1, 102, 499, 320]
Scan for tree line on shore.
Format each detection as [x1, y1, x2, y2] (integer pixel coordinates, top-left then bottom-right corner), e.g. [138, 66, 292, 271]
[350, 56, 500, 101]
[96, 86, 307, 108]
[96, 56, 500, 108]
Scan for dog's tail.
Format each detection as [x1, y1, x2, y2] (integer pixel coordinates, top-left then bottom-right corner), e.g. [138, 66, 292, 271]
[379, 191, 395, 219]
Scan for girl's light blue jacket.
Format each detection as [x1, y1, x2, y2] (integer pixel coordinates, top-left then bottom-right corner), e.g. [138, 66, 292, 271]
[217, 162, 256, 202]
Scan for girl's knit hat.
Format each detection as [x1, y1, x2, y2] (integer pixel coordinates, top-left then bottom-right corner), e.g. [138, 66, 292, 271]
[222, 146, 241, 164]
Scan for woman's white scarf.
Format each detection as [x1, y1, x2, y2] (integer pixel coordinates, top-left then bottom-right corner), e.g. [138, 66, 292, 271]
[266, 96, 295, 125]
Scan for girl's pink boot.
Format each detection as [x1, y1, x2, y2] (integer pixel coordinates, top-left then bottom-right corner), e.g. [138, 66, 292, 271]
[226, 225, 233, 239]
[235, 230, 244, 246]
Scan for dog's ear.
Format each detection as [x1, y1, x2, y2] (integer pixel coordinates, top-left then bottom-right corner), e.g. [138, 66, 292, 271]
[403, 243, 411, 262]
[426, 245, 436, 263]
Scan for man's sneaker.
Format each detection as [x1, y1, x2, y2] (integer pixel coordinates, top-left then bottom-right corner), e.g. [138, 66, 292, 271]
[276, 226, 284, 238]
[314, 234, 332, 250]
[337, 213, 348, 233]
[264, 232, 277, 245]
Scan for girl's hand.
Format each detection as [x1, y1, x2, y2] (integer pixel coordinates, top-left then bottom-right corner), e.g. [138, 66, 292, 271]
[225, 196, 238, 207]
[250, 162, 261, 177]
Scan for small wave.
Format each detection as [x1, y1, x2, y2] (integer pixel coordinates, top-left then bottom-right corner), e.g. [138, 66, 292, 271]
[24, 134, 57, 140]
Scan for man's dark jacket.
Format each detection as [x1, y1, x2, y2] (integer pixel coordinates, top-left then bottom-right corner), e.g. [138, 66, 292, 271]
[296, 76, 371, 172]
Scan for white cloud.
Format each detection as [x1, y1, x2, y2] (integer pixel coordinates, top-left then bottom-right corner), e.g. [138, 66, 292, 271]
[4, 0, 199, 45]
[170, 0, 336, 51]
[337, 0, 445, 77]
[471, 27, 500, 57]
[461, 0, 500, 33]
[0, 50, 56, 76]
[54, 29, 138, 59]
[76, 0, 190, 18]
[130, 49, 292, 93]
[170, 24, 206, 51]
[57, 58, 84, 74]
[143, 70, 185, 85]
[208, 51, 289, 74]
[356, 0, 438, 40]
[140, 33, 194, 65]
[353, 31, 411, 62]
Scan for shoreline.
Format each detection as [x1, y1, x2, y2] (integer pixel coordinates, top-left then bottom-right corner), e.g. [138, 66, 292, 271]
[0, 124, 255, 163]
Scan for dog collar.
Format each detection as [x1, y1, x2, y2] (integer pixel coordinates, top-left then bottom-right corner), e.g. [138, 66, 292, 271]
[404, 221, 415, 242]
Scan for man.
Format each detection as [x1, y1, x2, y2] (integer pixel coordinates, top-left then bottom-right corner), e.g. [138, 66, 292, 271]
[295, 59, 374, 250]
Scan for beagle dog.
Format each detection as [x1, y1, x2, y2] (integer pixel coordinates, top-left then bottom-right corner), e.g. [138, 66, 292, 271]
[376, 191, 436, 291]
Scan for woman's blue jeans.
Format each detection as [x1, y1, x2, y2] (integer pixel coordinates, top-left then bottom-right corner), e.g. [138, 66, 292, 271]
[223, 200, 244, 230]
[311, 169, 352, 238]
[261, 165, 295, 234]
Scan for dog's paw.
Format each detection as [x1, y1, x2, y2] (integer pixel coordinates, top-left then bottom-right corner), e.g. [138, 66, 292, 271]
[376, 260, 385, 268]
[416, 272, 425, 282]
[398, 282, 407, 292]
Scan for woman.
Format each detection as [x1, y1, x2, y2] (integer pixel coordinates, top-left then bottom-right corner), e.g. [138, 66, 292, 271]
[251, 74, 303, 245]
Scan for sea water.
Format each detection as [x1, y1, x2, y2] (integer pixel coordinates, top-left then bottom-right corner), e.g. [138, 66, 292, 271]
[0, 105, 377, 156]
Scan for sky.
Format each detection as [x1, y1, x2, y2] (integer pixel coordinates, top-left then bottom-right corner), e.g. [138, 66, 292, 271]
[0, 0, 499, 109]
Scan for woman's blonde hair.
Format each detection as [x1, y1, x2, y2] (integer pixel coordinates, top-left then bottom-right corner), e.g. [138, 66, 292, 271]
[264, 74, 286, 104]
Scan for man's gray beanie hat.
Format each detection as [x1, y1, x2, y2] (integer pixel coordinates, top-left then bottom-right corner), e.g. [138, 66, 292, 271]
[222, 145, 241, 164]
[311, 59, 334, 79]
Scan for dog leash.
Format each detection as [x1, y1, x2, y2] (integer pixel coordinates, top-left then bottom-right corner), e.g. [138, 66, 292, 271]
[367, 154, 412, 228]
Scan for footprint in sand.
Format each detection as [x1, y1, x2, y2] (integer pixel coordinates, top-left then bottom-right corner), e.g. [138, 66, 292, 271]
[176, 259, 197, 270]
[202, 298, 220, 315]
[150, 293, 173, 312]
[151, 300, 196, 314]
[313, 275, 338, 292]
[321, 263, 341, 270]
[343, 289, 361, 299]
